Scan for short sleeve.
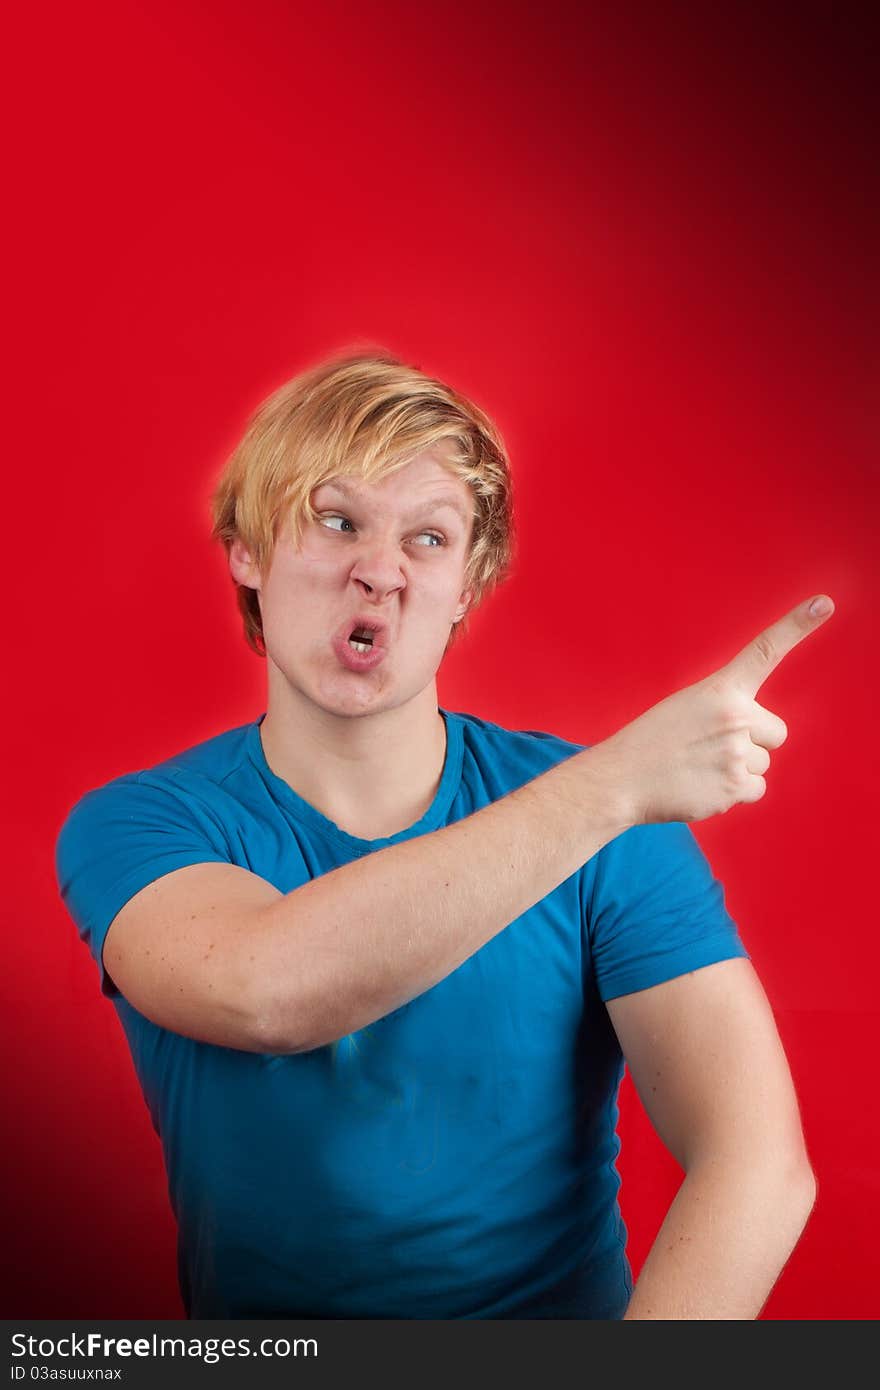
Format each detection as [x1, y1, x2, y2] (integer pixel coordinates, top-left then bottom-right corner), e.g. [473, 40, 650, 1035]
[586, 820, 750, 1003]
[55, 772, 232, 998]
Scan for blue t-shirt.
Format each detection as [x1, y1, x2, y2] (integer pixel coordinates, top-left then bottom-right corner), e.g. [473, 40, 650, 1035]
[55, 707, 749, 1320]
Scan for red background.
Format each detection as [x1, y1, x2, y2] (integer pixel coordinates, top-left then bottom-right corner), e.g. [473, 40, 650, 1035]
[4, 0, 876, 1318]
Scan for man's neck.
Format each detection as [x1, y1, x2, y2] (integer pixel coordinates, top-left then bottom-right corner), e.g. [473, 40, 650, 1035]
[258, 681, 449, 841]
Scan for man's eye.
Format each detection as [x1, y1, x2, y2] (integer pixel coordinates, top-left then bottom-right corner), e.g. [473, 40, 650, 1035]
[318, 515, 446, 547]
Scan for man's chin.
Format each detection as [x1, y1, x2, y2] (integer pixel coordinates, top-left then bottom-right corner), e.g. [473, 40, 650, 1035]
[316, 668, 447, 722]
[311, 672, 396, 718]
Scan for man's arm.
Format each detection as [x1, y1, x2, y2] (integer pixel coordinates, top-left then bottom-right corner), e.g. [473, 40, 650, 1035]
[103, 594, 833, 1054]
[605, 957, 817, 1319]
[103, 747, 633, 1051]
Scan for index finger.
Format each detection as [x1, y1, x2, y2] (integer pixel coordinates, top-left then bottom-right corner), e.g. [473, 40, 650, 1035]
[720, 594, 835, 697]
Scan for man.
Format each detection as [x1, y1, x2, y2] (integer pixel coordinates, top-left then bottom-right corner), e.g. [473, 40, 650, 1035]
[55, 349, 831, 1319]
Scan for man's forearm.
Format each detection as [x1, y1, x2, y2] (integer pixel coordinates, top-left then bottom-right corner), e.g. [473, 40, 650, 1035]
[254, 744, 633, 1052]
[622, 1156, 817, 1319]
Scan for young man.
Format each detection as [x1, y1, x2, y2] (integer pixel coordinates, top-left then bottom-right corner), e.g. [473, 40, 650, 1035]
[55, 350, 832, 1320]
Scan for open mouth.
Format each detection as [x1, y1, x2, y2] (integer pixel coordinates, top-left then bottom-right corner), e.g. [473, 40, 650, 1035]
[342, 617, 389, 654]
[348, 626, 375, 653]
[330, 616, 390, 671]
[332, 619, 388, 671]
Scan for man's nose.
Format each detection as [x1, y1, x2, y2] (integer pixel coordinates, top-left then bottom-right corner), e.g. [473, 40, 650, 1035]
[349, 535, 407, 601]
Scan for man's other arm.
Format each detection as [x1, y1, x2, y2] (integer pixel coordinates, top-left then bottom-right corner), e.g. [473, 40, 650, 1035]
[606, 957, 817, 1319]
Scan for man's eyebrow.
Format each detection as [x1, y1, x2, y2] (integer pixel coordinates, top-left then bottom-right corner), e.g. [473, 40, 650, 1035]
[315, 477, 472, 523]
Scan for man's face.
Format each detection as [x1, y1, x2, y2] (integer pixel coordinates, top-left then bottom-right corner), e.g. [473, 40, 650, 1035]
[230, 449, 476, 718]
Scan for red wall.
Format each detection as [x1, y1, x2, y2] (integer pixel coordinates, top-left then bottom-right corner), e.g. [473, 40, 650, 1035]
[5, 0, 876, 1318]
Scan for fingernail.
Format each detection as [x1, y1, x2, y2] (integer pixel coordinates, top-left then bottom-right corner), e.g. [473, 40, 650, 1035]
[809, 596, 832, 618]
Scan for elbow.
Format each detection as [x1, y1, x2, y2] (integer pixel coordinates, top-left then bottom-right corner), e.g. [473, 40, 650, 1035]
[246, 934, 373, 1056]
[686, 1142, 818, 1217]
[759, 1151, 818, 1226]
[777, 1156, 818, 1249]
[250, 979, 331, 1056]
[243, 967, 302, 1055]
[252, 949, 375, 1056]
[242, 909, 320, 1055]
[791, 1156, 818, 1214]
[249, 997, 312, 1056]
[775, 1135, 817, 1211]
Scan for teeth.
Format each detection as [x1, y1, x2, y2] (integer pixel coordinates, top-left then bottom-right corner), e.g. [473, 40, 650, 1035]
[349, 639, 372, 653]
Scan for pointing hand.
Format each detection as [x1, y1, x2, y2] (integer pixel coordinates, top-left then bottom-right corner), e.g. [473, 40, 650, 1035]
[595, 596, 835, 825]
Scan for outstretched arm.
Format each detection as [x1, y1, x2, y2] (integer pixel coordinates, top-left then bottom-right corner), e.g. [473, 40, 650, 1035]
[94, 595, 833, 1053]
[606, 957, 817, 1319]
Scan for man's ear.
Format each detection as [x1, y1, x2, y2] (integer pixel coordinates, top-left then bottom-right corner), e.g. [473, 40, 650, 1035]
[229, 537, 262, 592]
[453, 587, 474, 624]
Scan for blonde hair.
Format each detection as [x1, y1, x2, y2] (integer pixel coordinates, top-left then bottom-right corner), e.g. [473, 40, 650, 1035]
[210, 347, 516, 657]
